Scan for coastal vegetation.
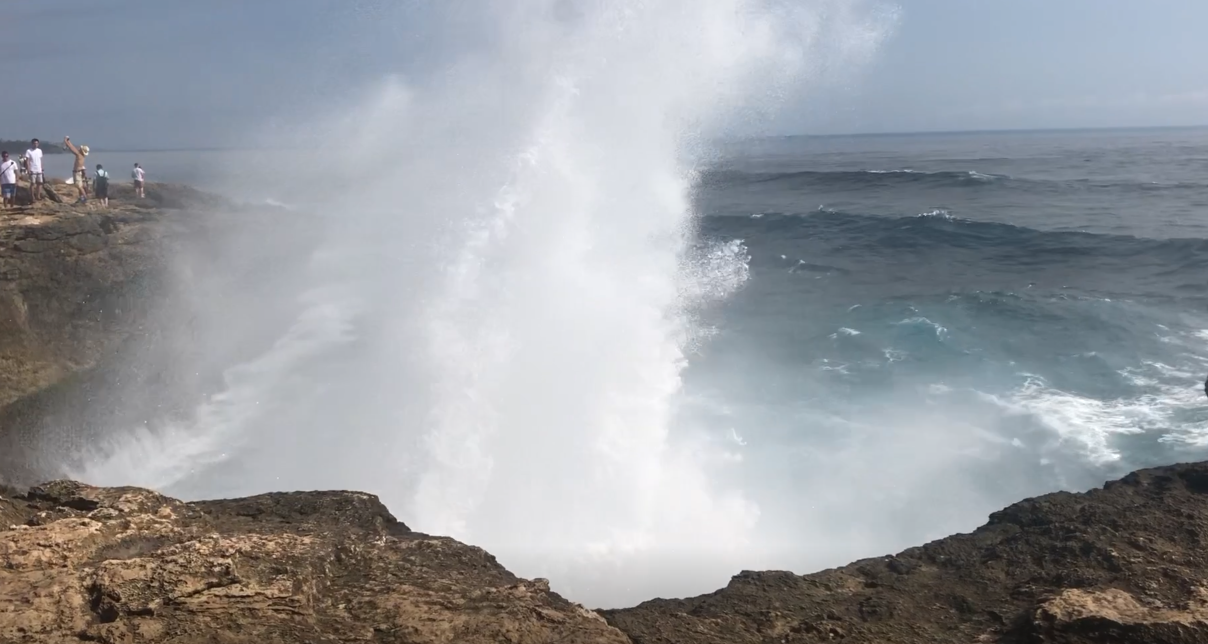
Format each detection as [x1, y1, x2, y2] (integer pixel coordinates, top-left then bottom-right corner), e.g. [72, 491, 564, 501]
[0, 139, 65, 154]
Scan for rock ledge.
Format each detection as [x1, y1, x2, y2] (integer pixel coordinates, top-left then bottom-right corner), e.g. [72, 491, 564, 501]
[0, 480, 628, 644]
[602, 461, 1208, 644]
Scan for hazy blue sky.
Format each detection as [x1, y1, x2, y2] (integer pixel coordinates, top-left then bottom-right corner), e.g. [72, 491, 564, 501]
[4, 0, 1205, 147]
[805, 0, 1208, 135]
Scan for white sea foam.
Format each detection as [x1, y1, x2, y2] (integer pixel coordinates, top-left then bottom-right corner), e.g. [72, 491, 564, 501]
[829, 327, 862, 339]
[895, 316, 949, 338]
[982, 369, 1207, 464]
[967, 170, 998, 181]
[69, 285, 362, 488]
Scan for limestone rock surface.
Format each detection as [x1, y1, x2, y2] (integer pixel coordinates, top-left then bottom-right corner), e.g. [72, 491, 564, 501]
[0, 480, 630, 644]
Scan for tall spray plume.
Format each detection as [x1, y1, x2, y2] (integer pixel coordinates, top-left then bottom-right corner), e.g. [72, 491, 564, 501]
[71, 0, 894, 606]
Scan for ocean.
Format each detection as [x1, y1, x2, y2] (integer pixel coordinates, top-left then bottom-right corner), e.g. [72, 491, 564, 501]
[685, 127, 1208, 561]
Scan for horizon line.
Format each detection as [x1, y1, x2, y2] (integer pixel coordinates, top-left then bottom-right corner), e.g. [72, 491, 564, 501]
[31, 123, 1208, 152]
[780, 123, 1208, 139]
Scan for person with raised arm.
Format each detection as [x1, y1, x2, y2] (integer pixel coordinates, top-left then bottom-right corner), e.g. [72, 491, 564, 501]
[63, 136, 90, 203]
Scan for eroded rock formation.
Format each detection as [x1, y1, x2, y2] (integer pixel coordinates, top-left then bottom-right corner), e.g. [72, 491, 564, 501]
[0, 480, 629, 644]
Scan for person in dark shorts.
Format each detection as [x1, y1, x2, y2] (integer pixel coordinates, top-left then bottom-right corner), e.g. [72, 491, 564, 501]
[132, 163, 145, 198]
[94, 164, 110, 207]
[0, 151, 18, 209]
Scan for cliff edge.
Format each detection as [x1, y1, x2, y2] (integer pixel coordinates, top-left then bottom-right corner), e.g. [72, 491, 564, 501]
[3, 463, 1208, 643]
[603, 461, 1208, 644]
[0, 185, 311, 486]
[0, 182, 230, 411]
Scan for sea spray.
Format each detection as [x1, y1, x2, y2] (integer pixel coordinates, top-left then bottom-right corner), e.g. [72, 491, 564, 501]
[71, 0, 894, 606]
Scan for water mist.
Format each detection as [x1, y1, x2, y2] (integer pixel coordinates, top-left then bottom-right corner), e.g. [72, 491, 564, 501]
[71, 0, 894, 606]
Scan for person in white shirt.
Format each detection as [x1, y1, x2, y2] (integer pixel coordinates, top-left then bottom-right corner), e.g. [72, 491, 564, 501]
[0, 151, 18, 208]
[132, 163, 145, 198]
[24, 139, 43, 202]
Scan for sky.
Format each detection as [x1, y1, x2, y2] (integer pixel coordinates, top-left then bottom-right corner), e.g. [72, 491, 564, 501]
[3, 0, 1206, 148]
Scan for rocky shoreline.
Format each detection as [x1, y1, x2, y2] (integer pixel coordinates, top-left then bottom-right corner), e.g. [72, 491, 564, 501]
[1, 192, 1206, 643]
[2, 463, 1207, 643]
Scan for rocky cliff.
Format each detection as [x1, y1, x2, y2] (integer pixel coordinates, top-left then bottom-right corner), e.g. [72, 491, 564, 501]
[0, 199, 164, 409]
[0, 180, 241, 409]
[3, 463, 1208, 643]
[0, 184, 220, 484]
[0, 183, 313, 486]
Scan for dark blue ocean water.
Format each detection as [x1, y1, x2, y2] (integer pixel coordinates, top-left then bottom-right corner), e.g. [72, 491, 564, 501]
[683, 128, 1208, 561]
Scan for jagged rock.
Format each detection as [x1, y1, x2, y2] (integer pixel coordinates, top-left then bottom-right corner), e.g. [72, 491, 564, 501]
[1026, 588, 1208, 643]
[601, 461, 1208, 644]
[0, 481, 630, 643]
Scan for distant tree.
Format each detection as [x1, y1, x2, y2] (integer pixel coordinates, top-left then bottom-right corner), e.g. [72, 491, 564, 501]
[0, 140, 66, 154]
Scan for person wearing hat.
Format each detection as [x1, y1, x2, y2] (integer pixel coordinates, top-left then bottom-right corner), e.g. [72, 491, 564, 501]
[63, 136, 90, 203]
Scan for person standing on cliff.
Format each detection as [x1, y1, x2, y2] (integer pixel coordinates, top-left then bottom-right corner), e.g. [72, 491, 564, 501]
[94, 164, 110, 208]
[132, 163, 145, 198]
[0, 152, 18, 209]
[23, 139, 43, 202]
[63, 136, 89, 203]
